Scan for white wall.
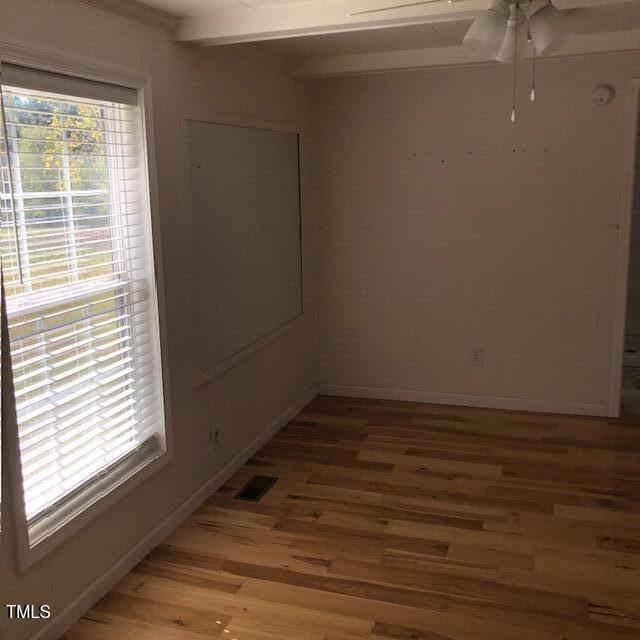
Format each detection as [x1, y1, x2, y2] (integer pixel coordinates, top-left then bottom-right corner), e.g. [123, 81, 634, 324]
[0, 2, 316, 639]
[3, 3, 639, 636]
[311, 53, 637, 415]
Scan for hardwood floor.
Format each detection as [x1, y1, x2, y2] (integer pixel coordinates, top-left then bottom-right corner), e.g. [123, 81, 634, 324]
[63, 395, 640, 640]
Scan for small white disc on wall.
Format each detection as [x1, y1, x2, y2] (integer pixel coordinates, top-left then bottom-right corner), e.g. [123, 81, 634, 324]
[591, 85, 614, 106]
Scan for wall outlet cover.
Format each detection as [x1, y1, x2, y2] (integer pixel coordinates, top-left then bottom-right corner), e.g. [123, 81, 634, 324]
[470, 348, 485, 367]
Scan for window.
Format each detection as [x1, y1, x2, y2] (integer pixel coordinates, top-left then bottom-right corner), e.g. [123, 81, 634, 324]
[0, 64, 167, 547]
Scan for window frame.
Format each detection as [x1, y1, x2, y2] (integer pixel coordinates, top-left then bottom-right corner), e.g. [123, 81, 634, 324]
[1, 43, 173, 571]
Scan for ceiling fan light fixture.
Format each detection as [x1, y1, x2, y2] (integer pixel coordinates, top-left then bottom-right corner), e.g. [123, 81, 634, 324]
[495, 5, 528, 64]
[523, 0, 550, 19]
[527, 3, 568, 55]
[463, 0, 510, 58]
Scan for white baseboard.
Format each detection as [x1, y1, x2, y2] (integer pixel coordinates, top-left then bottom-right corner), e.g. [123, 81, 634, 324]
[34, 384, 318, 640]
[318, 384, 608, 417]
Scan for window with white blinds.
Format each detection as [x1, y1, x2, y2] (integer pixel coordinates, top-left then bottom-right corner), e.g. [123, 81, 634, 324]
[0, 66, 166, 534]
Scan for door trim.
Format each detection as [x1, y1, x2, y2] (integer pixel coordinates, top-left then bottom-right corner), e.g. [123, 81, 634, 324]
[609, 79, 640, 417]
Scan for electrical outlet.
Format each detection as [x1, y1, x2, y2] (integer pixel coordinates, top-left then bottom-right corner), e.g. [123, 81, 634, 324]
[470, 348, 485, 367]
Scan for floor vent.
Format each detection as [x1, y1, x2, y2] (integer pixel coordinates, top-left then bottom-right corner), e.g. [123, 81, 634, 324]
[236, 475, 278, 501]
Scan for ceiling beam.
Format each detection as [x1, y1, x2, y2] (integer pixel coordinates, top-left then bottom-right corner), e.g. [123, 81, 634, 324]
[173, 0, 636, 46]
[287, 28, 640, 78]
[174, 0, 487, 45]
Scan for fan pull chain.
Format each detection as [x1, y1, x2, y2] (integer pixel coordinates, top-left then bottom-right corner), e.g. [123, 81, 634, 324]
[530, 42, 537, 102]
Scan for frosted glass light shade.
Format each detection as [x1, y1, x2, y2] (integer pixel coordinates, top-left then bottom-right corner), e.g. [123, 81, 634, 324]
[495, 7, 528, 63]
[463, 0, 510, 58]
[523, 0, 550, 18]
[528, 4, 568, 55]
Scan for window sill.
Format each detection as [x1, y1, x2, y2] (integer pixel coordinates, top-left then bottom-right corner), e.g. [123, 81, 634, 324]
[17, 437, 171, 572]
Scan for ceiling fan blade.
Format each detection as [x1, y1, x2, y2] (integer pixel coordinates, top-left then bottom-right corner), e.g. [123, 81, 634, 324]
[350, 0, 451, 17]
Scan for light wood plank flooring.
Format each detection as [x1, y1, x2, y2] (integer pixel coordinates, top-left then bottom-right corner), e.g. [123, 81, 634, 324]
[63, 395, 640, 640]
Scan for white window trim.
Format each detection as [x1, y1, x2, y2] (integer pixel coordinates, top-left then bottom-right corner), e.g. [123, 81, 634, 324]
[178, 108, 306, 390]
[0, 42, 173, 572]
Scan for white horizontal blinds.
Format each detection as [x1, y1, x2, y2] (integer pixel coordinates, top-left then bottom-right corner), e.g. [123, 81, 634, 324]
[0, 70, 165, 524]
[0, 95, 8, 529]
[1, 63, 138, 107]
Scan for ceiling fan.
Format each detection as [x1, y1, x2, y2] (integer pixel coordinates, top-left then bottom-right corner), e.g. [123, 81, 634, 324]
[351, 0, 567, 60]
[350, 1, 569, 121]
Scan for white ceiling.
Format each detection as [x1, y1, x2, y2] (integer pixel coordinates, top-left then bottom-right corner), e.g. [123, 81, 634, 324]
[141, 0, 640, 18]
[128, 0, 640, 77]
[258, 4, 640, 59]
[141, 0, 321, 17]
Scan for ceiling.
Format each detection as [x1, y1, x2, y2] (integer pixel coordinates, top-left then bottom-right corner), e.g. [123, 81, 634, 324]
[259, 19, 471, 58]
[141, 0, 322, 17]
[124, 0, 640, 76]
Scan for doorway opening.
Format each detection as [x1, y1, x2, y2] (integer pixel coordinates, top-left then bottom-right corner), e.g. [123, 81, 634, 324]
[621, 86, 640, 417]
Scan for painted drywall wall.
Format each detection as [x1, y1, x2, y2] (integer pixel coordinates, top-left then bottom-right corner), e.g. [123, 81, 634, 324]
[0, 1, 316, 639]
[187, 121, 303, 374]
[311, 54, 634, 415]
